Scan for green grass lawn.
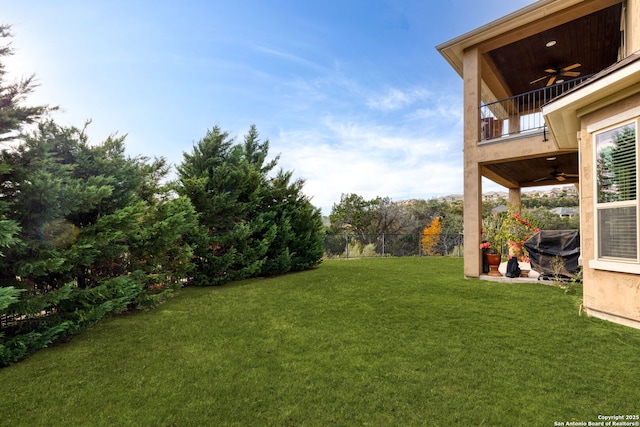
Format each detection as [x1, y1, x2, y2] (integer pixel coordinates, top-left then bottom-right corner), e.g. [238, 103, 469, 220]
[1, 257, 639, 426]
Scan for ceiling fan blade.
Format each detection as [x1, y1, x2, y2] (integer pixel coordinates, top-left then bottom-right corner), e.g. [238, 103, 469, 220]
[530, 75, 549, 85]
[546, 75, 557, 86]
[556, 175, 566, 181]
[533, 176, 550, 183]
[561, 71, 581, 77]
[563, 173, 579, 178]
[562, 63, 581, 71]
[544, 69, 556, 73]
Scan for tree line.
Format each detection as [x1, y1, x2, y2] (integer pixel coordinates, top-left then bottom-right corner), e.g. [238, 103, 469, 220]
[325, 194, 463, 257]
[327, 193, 579, 247]
[0, 26, 324, 366]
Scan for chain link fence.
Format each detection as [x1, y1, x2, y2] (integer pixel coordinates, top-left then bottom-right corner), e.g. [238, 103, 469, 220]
[324, 234, 464, 258]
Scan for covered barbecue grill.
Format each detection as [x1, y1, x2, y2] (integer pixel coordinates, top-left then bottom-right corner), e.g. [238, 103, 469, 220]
[523, 230, 581, 280]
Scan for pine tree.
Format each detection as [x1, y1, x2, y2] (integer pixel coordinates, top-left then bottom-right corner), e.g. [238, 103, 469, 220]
[0, 121, 198, 365]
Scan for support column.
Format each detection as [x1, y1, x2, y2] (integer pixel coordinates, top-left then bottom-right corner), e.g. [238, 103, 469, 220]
[463, 163, 483, 277]
[508, 187, 522, 208]
[462, 47, 483, 277]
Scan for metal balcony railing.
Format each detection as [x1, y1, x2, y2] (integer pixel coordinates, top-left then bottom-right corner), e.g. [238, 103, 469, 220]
[479, 75, 594, 142]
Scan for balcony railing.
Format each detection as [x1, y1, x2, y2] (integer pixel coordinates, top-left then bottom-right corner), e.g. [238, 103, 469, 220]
[479, 75, 594, 142]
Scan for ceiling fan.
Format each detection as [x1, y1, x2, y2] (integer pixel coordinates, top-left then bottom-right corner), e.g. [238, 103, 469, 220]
[533, 165, 579, 183]
[529, 63, 581, 87]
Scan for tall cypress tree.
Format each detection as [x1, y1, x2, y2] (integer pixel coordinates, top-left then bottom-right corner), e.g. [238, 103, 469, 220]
[0, 26, 70, 289]
[265, 170, 324, 273]
[0, 120, 199, 365]
[0, 24, 200, 365]
[177, 126, 276, 285]
[0, 24, 50, 261]
[178, 125, 323, 283]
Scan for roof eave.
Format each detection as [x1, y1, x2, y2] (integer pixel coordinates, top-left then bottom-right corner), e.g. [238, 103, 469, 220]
[436, 0, 581, 78]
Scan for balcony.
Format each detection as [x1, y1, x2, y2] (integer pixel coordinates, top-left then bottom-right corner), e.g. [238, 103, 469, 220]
[479, 75, 594, 142]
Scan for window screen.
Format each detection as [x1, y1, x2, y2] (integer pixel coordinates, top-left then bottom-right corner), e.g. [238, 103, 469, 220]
[595, 122, 637, 261]
[598, 206, 637, 259]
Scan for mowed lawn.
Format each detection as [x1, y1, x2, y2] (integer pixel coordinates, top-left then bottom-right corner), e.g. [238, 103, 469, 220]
[1, 258, 639, 426]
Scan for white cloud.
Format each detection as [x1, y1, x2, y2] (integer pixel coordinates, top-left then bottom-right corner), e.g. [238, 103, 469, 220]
[366, 87, 431, 111]
[322, 119, 451, 162]
[275, 118, 463, 215]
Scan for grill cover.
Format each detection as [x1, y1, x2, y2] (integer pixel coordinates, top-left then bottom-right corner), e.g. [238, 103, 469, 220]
[523, 230, 580, 279]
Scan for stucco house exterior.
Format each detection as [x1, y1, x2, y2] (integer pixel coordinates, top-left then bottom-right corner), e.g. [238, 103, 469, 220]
[437, 0, 640, 329]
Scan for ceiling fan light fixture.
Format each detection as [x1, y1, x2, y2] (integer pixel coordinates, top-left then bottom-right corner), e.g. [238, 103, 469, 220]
[546, 40, 557, 47]
[530, 63, 581, 86]
[533, 165, 579, 183]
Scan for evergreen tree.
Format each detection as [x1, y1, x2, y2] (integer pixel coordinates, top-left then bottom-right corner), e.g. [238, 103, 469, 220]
[0, 122, 197, 365]
[262, 170, 323, 274]
[0, 25, 50, 261]
[178, 126, 271, 284]
[0, 25, 51, 141]
[178, 125, 323, 284]
[0, 25, 199, 365]
[329, 194, 409, 238]
[0, 164, 19, 257]
[329, 193, 377, 237]
[0, 122, 132, 289]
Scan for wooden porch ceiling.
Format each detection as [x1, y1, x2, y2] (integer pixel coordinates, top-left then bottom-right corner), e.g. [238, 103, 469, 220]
[478, 2, 621, 189]
[482, 152, 579, 188]
[486, 2, 623, 100]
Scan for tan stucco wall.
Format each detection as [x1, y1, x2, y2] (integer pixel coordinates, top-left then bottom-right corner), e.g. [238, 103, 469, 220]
[579, 91, 640, 328]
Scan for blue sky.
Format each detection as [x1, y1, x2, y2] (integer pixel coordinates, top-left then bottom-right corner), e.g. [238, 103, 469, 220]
[2, 0, 535, 214]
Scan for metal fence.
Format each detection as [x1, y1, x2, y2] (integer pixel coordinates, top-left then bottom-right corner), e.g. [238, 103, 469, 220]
[324, 234, 464, 258]
[0, 307, 57, 337]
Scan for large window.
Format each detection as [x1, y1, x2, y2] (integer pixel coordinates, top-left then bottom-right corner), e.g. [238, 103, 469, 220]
[595, 121, 638, 261]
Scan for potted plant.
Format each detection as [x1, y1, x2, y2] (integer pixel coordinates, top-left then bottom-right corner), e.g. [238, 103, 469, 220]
[497, 205, 540, 276]
[499, 207, 539, 254]
[480, 242, 502, 276]
[481, 215, 503, 276]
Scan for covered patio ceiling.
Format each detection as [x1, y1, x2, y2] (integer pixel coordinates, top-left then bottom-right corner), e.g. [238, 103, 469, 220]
[483, 152, 578, 188]
[436, 0, 627, 192]
[485, 1, 623, 99]
[437, 0, 627, 101]
[477, 1, 622, 190]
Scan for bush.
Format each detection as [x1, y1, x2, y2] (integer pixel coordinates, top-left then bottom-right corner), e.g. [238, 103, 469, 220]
[0, 123, 197, 366]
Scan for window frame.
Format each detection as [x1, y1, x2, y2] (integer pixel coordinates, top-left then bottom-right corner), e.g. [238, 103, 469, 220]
[592, 118, 639, 269]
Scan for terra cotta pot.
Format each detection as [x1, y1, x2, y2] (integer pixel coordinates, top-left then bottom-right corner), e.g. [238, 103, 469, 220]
[486, 253, 502, 276]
